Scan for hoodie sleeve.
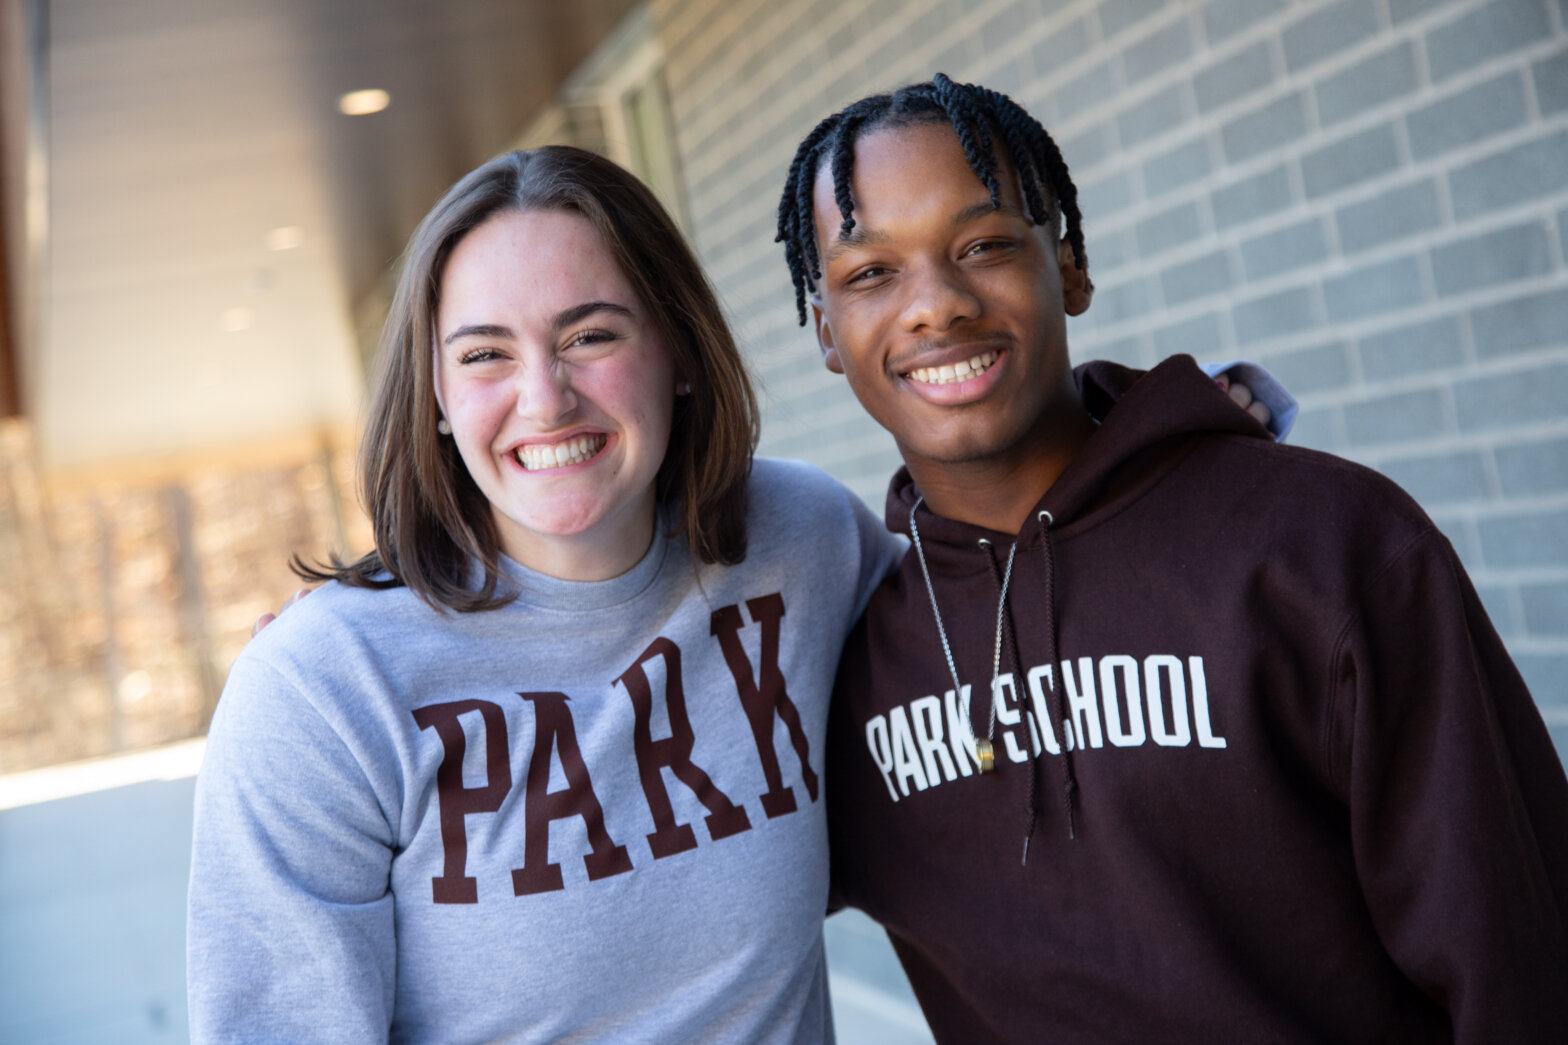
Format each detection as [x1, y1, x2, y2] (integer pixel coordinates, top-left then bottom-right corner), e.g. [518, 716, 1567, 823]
[187, 655, 396, 1043]
[1331, 527, 1568, 1041]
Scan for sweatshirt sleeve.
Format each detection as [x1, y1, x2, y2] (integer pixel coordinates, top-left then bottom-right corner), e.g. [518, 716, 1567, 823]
[848, 487, 906, 619]
[1332, 528, 1568, 1041]
[187, 655, 397, 1043]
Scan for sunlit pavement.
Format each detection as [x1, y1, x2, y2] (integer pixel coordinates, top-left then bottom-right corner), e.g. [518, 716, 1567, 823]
[11, 727, 1564, 1045]
[0, 740, 931, 1044]
[824, 910, 936, 1044]
[0, 743, 199, 1044]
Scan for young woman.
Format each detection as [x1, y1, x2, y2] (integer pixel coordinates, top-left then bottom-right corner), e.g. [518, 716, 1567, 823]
[186, 146, 902, 1044]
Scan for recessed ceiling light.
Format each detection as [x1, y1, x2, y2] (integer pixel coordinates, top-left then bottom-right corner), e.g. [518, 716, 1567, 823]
[265, 225, 305, 251]
[339, 88, 390, 116]
[220, 307, 254, 333]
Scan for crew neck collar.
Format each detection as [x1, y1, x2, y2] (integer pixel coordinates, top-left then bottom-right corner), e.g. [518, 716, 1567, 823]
[497, 527, 672, 612]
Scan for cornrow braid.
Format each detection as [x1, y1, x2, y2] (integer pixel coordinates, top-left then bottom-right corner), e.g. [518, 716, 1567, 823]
[775, 73, 1090, 325]
[975, 83, 1089, 287]
[932, 74, 1001, 211]
[776, 119, 837, 313]
[830, 111, 868, 238]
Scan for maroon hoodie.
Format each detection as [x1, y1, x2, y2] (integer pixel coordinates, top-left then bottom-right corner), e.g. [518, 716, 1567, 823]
[828, 355, 1568, 1043]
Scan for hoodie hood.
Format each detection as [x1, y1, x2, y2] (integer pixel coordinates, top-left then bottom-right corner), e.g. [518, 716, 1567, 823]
[885, 354, 1273, 546]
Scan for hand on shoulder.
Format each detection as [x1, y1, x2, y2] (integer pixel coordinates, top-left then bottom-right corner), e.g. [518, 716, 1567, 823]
[1213, 371, 1272, 428]
[251, 587, 313, 638]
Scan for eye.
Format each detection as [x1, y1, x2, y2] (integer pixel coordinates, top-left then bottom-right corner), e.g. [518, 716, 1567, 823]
[456, 347, 500, 365]
[565, 329, 618, 349]
[963, 238, 1012, 258]
[846, 265, 891, 286]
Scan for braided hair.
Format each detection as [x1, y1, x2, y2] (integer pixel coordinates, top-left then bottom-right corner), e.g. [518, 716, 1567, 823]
[775, 73, 1088, 325]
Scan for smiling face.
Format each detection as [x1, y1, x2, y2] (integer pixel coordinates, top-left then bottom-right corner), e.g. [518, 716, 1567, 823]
[810, 121, 1093, 515]
[434, 208, 678, 581]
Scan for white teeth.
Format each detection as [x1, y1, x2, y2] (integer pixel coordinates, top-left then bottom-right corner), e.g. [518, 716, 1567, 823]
[515, 434, 607, 471]
[907, 350, 998, 386]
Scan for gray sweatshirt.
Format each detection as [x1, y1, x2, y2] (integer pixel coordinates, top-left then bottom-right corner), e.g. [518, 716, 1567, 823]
[187, 458, 903, 1044]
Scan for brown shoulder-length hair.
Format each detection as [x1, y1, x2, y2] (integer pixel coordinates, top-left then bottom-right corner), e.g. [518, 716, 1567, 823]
[301, 146, 759, 611]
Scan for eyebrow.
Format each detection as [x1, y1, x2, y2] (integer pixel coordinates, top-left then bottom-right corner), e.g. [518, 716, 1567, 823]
[954, 200, 1021, 225]
[554, 300, 633, 330]
[442, 301, 634, 346]
[824, 225, 888, 264]
[822, 199, 1023, 263]
[443, 323, 513, 347]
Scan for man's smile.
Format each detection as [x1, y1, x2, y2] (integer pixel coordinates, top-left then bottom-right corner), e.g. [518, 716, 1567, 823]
[904, 349, 999, 386]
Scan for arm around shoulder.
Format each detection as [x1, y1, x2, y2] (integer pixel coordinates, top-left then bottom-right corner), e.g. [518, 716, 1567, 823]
[751, 457, 903, 617]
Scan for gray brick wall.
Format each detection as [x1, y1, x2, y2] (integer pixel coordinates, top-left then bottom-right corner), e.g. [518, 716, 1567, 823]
[647, 0, 1568, 749]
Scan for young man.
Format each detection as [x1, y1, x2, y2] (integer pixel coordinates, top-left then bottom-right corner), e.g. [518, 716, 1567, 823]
[778, 75, 1568, 1042]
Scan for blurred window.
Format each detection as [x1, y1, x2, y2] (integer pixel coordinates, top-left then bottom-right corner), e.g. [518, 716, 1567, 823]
[516, 6, 688, 229]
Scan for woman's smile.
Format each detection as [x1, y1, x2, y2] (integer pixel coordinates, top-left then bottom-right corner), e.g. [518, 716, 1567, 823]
[509, 432, 611, 472]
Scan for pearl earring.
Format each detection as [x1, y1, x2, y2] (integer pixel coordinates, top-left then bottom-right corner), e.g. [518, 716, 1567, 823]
[437, 419, 452, 435]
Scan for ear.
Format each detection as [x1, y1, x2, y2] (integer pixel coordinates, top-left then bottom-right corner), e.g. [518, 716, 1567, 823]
[431, 349, 450, 419]
[1057, 237, 1093, 317]
[811, 295, 844, 374]
[432, 343, 451, 420]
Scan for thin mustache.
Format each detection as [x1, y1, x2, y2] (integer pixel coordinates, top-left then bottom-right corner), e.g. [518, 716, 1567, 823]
[892, 331, 1013, 369]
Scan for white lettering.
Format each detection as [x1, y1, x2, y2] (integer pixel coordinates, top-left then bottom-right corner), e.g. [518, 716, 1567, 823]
[1026, 665, 1063, 755]
[909, 695, 958, 784]
[943, 687, 978, 776]
[889, 705, 930, 795]
[864, 715, 899, 801]
[1062, 657, 1104, 750]
[992, 673, 1032, 763]
[1099, 654, 1146, 747]
[1191, 656, 1227, 748]
[1144, 655, 1191, 747]
[877, 653, 1221, 803]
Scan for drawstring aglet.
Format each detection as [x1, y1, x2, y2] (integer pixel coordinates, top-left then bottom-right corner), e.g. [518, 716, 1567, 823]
[1064, 778, 1078, 841]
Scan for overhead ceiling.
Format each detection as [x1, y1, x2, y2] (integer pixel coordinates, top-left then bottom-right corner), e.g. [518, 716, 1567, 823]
[29, 0, 638, 479]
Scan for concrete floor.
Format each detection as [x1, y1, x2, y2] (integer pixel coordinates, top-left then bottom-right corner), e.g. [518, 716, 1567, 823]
[8, 731, 1566, 1044]
[824, 911, 936, 1045]
[0, 742, 931, 1045]
[0, 775, 194, 1043]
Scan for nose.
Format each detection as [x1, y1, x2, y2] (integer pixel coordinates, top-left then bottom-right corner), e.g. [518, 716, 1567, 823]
[900, 261, 981, 333]
[513, 359, 577, 424]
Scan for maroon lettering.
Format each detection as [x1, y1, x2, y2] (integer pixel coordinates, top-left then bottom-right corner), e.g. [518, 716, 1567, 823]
[618, 639, 752, 858]
[411, 699, 512, 904]
[710, 593, 818, 818]
[511, 692, 633, 895]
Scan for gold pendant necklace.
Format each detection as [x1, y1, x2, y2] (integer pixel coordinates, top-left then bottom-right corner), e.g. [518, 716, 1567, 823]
[909, 497, 1016, 774]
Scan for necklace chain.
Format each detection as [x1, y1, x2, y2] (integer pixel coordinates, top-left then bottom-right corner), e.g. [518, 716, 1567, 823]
[909, 496, 1016, 773]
